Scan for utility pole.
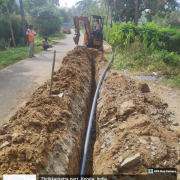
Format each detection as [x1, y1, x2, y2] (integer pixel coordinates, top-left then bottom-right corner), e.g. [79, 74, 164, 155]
[135, 0, 139, 26]
[19, 0, 27, 44]
[5, 0, 16, 47]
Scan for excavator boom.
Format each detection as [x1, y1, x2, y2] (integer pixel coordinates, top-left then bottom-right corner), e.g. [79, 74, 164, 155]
[73, 16, 92, 45]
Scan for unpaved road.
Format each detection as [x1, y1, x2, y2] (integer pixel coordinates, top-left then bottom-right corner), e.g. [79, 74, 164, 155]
[0, 32, 84, 126]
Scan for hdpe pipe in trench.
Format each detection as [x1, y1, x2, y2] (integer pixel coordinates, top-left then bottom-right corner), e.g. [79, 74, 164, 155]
[80, 41, 114, 175]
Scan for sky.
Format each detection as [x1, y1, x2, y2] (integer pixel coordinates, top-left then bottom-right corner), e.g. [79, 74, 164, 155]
[60, 0, 180, 8]
[60, 0, 79, 7]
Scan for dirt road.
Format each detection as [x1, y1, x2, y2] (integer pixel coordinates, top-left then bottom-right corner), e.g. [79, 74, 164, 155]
[0, 33, 84, 126]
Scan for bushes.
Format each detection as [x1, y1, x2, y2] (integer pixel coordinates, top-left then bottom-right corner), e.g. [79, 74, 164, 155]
[103, 26, 115, 43]
[112, 38, 180, 76]
[104, 22, 180, 53]
[0, 14, 28, 48]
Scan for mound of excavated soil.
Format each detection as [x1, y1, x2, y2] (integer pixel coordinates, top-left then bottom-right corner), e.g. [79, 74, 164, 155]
[0, 46, 99, 179]
[93, 64, 180, 177]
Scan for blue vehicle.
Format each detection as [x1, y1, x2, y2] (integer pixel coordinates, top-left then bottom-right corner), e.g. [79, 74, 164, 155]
[61, 23, 71, 34]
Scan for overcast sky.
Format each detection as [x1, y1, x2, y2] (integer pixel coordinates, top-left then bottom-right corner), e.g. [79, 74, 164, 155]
[60, 0, 79, 7]
[60, 0, 180, 8]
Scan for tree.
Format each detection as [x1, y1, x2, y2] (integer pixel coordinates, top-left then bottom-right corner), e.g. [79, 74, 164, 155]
[135, 0, 140, 25]
[60, 8, 73, 24]
[0, 0, 19, 14]
[19, 0, 27, 44]
[102, 0, 114, 26]
[84, 1, 108, 17]
[29, 4, 63, 36]
[49, 0, 59, 6]
[145, 0, 179, 22]
[149, 10, 180, 27]
[112, 0, 179, 23]
[72, 5, 78, 16]
[75, 0, 96, 16]
[23, 0, 59, 15]
[0, 0, 16, 47]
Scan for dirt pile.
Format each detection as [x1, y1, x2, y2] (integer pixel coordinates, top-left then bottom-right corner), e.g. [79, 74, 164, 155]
[93, 70, 180, 176]
[0, 46, 99, 178]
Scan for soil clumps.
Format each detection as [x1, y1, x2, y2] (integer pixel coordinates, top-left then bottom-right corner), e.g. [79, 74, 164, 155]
[0, 46, 99, 178]
[93, 58, 180, 178]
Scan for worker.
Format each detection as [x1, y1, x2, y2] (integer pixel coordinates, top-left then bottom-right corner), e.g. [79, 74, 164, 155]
[42, 38, 52, 50]
[93, 20, 102, 38]
[94, 20, 102, 31]
[26, 25, 35, 58]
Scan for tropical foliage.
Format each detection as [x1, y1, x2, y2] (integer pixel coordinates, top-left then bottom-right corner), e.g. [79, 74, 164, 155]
[28, 5, 63, 36]
[104, 22, 180, 87]
[0, 14, 28, 45]
[0, 0, 19, 14]
[104, 22, 180, 53]
[111, 0, 179, 23]
[60, 8, 73, 24]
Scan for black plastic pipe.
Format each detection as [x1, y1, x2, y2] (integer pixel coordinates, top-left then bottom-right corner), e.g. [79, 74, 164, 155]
[80, 40, 114, 175]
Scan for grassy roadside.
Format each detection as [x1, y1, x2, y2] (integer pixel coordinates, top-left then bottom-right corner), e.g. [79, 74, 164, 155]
[0, 32, 66, 70]
[105, 40, 180, 88]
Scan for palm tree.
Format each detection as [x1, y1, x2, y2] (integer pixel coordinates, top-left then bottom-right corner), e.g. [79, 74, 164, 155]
[102, 0, 114, 26]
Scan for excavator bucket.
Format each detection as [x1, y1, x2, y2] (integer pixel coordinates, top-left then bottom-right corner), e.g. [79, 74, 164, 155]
[73, 30, 80, 45]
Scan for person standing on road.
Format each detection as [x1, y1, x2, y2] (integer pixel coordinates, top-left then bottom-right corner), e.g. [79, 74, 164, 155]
[26, 25, 35, 58]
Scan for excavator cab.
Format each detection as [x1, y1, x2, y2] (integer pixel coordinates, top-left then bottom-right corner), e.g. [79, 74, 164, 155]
[90, 15, 104, 41]
[73, 15, 104, 51]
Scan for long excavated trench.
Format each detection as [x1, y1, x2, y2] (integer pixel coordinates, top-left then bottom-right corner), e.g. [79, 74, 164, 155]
[0, 46, 179, 180]
[0, 46, 102, 178]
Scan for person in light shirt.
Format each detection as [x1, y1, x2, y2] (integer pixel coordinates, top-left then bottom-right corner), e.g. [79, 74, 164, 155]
[94, 20, 102, 31]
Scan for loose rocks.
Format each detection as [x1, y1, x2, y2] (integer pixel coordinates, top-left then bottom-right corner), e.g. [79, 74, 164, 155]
[137, 83, 150, 93]
[121, 153, 141, 168]
[93, 69, 180, 175]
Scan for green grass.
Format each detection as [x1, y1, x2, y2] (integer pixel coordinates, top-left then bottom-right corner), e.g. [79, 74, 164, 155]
[0, 32, 66, 70]
[112, 39, 180, 88]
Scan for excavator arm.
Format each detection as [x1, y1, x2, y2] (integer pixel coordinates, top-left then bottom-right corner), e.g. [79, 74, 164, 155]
[73, 16, 92, 45]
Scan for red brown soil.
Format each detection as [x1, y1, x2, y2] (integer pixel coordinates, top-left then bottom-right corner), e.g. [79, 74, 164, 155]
[0, 46, 100, 179]
[93, 55, 180, 178]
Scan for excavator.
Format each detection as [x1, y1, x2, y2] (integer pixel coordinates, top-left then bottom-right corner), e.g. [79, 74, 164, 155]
[73, 15, 104, 51]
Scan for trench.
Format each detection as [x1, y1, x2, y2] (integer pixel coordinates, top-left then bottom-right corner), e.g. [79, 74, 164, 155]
[84, 60, 97, 175]
[67, 48, 98, 175]
[0, 47, 100, 177]
[0, 46, 112, 178]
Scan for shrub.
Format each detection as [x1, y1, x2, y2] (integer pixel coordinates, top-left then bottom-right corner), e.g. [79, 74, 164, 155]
[103, 26, 115, 43]
[104, 22, 180, 53]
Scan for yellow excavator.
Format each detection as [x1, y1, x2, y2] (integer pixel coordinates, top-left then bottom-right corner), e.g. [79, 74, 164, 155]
[73, 15, 104, 51]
